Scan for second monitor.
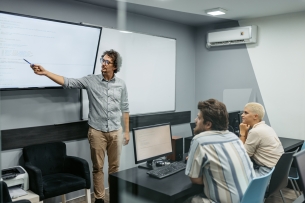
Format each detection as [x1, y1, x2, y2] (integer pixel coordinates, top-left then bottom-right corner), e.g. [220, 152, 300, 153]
[228, 111, 242, 136]
[132, 123, 173, 170]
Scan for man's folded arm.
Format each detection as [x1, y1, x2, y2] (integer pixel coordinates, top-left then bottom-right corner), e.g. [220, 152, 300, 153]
[190, 177, 203, 185]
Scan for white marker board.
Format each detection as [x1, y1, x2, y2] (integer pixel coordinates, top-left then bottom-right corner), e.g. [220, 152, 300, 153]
[0, 12, 100, 89]
[82, 28, 176, 119]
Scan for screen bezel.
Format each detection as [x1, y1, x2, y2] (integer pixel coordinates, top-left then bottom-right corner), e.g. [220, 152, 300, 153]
[0, 10, 102, 91]
[132, 122, 173, 164]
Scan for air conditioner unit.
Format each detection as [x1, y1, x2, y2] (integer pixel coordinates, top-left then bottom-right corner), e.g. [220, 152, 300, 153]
[206, 25, 257, 48]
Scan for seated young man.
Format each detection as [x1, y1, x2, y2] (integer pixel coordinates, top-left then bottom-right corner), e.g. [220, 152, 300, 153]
[239, 102, 284, 177]
[185, 99, 255, 203]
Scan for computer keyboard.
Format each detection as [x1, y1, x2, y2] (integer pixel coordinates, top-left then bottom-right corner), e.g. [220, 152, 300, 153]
[147, 161, 186, 179]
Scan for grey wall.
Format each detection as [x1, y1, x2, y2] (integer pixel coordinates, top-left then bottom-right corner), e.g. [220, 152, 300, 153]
[239, 12, 305, 139]
[0, 0, 196, 201]
[194, 21, 270, 124]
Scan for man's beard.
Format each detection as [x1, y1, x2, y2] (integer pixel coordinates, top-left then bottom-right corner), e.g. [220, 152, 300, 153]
[193, 127, 204, 136]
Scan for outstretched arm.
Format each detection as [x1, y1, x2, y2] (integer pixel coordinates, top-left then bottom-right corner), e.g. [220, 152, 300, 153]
[31, 64, 64, 86]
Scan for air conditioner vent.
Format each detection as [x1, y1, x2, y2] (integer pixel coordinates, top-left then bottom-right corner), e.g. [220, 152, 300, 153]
[210, 40, 249, 46]
[207, 26, 257, 48]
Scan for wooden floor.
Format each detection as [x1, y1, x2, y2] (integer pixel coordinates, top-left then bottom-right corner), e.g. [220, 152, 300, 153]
[81, 187, 300, 203]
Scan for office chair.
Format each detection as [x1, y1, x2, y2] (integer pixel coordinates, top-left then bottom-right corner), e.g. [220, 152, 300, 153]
[0, 181, 31, 203]
[265, 149, 298, 203]
[288, 141, 305, 197]
[240, 167, 274, 203]
[293, 149, 305, 200]
[23, 142, 91, 203]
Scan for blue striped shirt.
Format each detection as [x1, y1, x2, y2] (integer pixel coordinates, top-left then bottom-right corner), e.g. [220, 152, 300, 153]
[185, 130, 255, 203]
[63, 74, 129, 132]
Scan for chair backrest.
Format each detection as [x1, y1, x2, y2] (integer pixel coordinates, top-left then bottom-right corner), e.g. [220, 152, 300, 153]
[267, 150, 297, 197]
[241, 167, 274, 203]
[190, 122, 195, 137]
[23, 142, 66, 176]
[294, 149, 305, 192]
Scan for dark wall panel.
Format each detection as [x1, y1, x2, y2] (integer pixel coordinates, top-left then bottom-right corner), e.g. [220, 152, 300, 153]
[1, 111, 190, 150]
[129, 111, 190, 129]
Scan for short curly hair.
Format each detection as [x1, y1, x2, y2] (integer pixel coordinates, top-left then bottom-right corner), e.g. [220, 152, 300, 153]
[198, 99, 229, 131]
[102, 49, 122, 73]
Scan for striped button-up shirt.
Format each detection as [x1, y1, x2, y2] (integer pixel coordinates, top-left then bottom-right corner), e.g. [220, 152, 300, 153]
[63, 74, 129, 132]
[185, 130, 255, 203]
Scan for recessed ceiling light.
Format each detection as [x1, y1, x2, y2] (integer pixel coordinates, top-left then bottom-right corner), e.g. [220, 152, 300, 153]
[205, 8, 227, 16]
[119, 30, 133, 34]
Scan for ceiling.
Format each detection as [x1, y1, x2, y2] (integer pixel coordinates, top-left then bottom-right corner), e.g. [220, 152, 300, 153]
[74, 0, 305, 26]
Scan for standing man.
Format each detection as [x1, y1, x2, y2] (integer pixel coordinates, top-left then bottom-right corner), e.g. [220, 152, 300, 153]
[185, 99, 255, 203]
[30, 49, 129, 203]
[239, 102, 283, 177]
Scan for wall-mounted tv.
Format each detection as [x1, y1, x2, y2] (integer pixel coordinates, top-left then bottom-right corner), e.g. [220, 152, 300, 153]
[0, 11, 101, 90]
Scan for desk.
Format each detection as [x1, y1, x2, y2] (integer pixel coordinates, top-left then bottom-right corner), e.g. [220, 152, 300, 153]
[279, 137, 304, 152]
[109, 167, 202, 203]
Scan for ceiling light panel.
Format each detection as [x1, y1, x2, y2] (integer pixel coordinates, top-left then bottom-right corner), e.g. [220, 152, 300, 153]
[205, 8, 227, 16]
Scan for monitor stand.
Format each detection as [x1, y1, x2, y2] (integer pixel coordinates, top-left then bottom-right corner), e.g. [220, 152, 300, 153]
[138, 160, 153, 170]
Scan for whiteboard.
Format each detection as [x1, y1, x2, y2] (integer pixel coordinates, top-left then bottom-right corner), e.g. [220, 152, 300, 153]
[82, 28, 176, 119]
[0, 12, 100, 89]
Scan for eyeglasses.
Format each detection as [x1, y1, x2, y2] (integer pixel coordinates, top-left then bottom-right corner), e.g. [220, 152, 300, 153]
[100, 58, 113, 65]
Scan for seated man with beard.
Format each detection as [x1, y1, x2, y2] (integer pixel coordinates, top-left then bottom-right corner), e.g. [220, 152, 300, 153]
[184, 99, 255, 203]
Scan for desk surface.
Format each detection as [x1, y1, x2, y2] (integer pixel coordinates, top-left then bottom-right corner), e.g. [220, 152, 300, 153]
[279, 137, 304, 152]
[109, 166, 202, 203]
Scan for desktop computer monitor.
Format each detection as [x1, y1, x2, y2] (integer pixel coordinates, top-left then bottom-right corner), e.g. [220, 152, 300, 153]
[132, 123, 173, 170]
[190, 122, 196, 137]
[228, 111, 242, 137]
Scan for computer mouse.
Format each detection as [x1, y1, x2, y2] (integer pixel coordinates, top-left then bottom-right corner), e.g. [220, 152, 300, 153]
[155, 161, 165, 167]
